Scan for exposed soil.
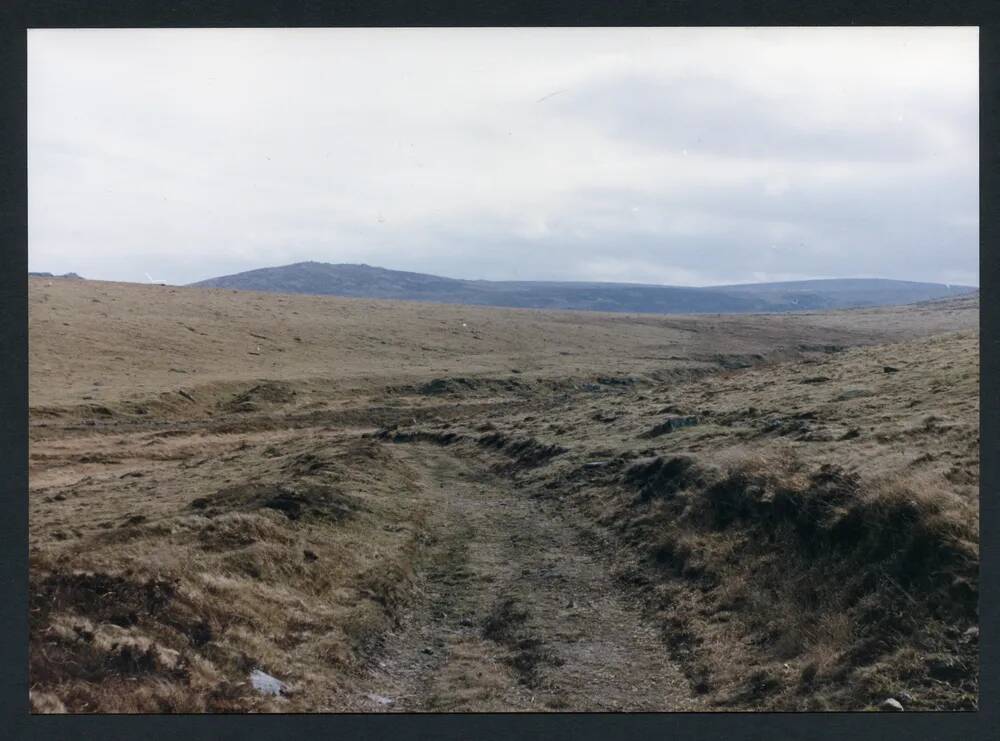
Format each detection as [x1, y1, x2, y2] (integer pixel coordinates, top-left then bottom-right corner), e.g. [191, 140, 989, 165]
[360, 446, 698, 712]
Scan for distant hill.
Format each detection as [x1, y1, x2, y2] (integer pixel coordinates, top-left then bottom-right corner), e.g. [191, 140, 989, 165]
[29, 271, 83, 280]
[188, 262, 977, 315]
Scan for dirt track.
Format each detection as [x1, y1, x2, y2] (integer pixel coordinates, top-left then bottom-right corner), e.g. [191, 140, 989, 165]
[362, 445, 698, 712]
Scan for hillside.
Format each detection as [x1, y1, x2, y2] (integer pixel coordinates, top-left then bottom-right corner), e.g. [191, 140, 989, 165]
[29, 278, 977, 409]
[28, 278, 979, 712]
[189, 262, 977, 315]
[28, 271, 83, 280]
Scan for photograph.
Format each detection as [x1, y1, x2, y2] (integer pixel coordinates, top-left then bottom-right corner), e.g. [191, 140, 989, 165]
[26, 26, 979, 713]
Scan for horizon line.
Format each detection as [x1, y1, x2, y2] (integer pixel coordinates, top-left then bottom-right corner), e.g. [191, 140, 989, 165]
[28, 262, 981, 291]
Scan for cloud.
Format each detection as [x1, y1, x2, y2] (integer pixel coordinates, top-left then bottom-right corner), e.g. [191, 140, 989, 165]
[554, 73, 975, 164]
[27, 27, 978, 287]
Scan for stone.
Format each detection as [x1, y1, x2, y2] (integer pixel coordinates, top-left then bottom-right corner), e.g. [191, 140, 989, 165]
[881, 698, 904, 712]
[250, 669, 288, 697]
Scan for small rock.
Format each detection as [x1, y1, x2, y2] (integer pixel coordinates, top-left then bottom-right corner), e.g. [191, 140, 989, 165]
[367, 693, 394, 706]
[303, 549, 318, 562]
[881, 698, 904, 712]
[250, 669, 288, 697]
[898, 691, 915, 703]
[962, 626, 979, 642]
[883, 366, 900, 373]
[421, 646, 434, 655]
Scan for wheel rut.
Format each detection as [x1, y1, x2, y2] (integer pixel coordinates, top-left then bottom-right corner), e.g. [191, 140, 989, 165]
[361, 444, 699, 712]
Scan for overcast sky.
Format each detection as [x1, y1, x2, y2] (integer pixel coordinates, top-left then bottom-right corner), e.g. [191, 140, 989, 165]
[28, 27, 978, 287]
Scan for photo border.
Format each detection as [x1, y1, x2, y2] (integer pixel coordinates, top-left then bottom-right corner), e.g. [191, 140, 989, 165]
[2, 2, 995, 739]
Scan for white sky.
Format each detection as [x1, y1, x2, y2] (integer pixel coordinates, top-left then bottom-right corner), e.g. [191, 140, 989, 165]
[28, 27, 979, 286]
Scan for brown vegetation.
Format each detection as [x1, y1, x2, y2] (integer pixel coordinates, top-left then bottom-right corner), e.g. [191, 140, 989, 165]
[28, 278, 978, 712]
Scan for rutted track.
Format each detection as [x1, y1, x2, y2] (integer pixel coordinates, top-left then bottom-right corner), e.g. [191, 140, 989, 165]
[358, 444, 700, 712]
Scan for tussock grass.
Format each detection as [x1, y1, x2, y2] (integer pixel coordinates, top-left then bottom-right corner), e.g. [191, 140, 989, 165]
[29, 437, 431, 713]
[616, 449, 978, 709]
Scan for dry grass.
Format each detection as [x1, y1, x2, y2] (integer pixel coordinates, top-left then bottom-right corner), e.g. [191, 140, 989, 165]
[28, 278, 978, 712]
[29, 435, 433, 712]
[29, 277, 976, 408]
[486, 329, 981, 710]
[628, 453, 978, 709]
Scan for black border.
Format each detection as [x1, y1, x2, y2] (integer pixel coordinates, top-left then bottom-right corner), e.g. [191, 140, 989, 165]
[3, 2, 997, 740]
